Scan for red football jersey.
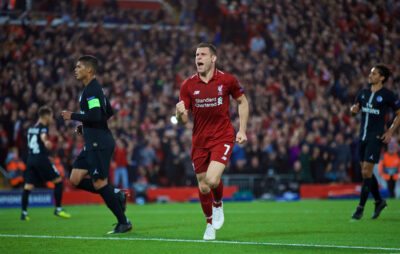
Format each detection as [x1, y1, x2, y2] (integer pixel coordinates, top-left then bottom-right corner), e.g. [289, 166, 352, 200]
[180, 68, 244, 148]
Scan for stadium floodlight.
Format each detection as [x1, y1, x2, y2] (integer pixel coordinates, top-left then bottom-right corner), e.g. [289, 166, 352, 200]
[170, 116, 178, 125]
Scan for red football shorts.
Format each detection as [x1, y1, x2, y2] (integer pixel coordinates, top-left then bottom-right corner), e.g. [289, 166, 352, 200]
[191, 142, 234, 174]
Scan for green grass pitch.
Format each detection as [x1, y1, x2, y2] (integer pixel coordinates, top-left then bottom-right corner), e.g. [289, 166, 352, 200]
[1, 199, 400, 253]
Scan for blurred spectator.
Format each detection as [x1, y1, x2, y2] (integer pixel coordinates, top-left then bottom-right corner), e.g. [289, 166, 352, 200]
[263, 151, 277, 175]
[0, 124, 8, 167]
[1, 0, 400, 189]
[139, 140, 156, 167]
[245, 134, 262, 173]
[164, 140, 185, 186]
[53, 157, 65, 178]
[275, 144, 290, 174]
[5, 146, 25, 188]
[103, 0, 118, 11]
[76, 0, 88, 21]
[378, 140, 400, 198]
[132, 166, 148, 205]
[179, 0, 197, 26]
[45, 156, 66, 189]
[114, 138, 129, 189]
[247, 156, 261, 173]
[292, 160, 302, 183]
[139, 140, 159, 185]
[230, 143, 247, 173]
[332, 133, 351, 183]
[298, 144, 313, 183]
[288, 137, 301, 167]
[249, 33, 266, 52]
[310, 146, 325, 183]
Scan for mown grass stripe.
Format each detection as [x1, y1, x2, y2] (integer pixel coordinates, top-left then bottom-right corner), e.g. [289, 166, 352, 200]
[0, 234, 399, 251]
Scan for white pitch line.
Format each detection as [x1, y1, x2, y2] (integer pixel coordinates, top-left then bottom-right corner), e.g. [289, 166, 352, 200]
[0, 234, 399, 251]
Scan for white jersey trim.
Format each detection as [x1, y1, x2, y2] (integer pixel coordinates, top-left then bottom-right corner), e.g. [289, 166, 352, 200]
[362, 92, 375, 141]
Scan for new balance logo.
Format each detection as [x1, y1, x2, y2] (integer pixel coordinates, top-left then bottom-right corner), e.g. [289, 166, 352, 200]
[194, 90, 200, 95]
[93, 169, 99, 175]
[369, 155, 374, 160]
[221, 156, 227, 161]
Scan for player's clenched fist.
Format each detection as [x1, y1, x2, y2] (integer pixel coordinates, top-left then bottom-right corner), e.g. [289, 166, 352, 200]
[61, 110, 72, 120]
[236, 130, 247, 145]
[176, 101, 186, 114]
[350, 103, 360, 115]
[175, 101, 188, 125]
[75, 124, 83, 135]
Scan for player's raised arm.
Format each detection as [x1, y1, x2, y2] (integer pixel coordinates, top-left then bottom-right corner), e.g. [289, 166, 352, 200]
[176, 100, 188, 125]
[235, 94, 248, 144]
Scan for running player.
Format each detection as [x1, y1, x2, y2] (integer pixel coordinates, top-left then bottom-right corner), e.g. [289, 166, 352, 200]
[176, 43, 249, 239]
[62, 55, 131, 234]
[21, 106, 71, 220]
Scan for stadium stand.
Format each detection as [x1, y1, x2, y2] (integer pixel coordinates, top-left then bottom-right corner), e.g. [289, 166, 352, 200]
[1, 0, 400, 199]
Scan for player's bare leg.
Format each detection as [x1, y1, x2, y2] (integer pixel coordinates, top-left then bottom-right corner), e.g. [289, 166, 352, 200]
[21, 183, 34, 220]
[197, 172, 215, 240]
[70, 168, 96, 192]
[206, 161, 226, 230]
[52, 176, 71, 218]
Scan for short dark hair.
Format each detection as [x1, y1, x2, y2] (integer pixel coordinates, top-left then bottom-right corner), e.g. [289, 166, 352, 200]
[374, 64, 392, 83]
[78, 55, 98, 74]
[197, 42, 217, 56]
[38, 106, 53, 117]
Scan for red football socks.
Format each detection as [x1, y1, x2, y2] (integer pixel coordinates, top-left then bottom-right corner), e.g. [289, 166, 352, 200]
[211, 181, 223, 207]
[198, 189, 213, 224]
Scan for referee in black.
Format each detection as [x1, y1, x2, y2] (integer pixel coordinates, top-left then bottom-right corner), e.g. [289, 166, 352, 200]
[350, 64, 400, 220]
[62, 55, 131, 234]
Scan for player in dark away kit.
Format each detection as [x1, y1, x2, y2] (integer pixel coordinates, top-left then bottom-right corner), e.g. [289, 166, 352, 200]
[350, 64, 400, 220]
[21, 106, 71, 220]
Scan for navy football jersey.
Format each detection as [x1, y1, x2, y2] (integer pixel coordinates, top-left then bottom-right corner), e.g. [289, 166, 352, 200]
[27, 122, 49, 156]
[355, 87, 400, 141]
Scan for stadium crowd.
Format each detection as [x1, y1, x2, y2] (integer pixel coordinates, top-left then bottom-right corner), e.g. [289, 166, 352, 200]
[1, 0, 400, 193]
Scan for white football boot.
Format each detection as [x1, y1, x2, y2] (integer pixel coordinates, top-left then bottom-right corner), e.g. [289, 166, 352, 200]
[203, 223, 216, 240]
[212, 202, 224, 230]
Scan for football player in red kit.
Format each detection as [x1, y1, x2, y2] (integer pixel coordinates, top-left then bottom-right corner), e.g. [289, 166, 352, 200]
[176, 43, 249, 240]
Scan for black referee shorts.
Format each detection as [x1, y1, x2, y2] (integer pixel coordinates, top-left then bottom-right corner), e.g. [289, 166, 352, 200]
[72, 148, 114, 179]
[24, 155, 60, 185]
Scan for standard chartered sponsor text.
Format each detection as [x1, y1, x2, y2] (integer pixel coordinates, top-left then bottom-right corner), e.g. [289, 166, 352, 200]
[195, 97, 223, 108]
